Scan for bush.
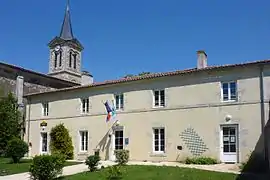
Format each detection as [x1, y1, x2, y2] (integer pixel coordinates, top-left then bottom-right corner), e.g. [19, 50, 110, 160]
[5, 138, 28, 163]
[49, 123, 74, 159]
[185, 157, 218, 165]
[115, 150, 129, 165]
[29, 154, 65, 180]
[85, 155, 100, 172]
[106, 165, 123, 180]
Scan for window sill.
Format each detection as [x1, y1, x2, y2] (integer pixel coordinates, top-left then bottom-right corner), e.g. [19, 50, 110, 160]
[78, 151, 88, 155]
[221, 100, 237, 103]
[152, 106, 165, 109]
[150, 153, 167, 157]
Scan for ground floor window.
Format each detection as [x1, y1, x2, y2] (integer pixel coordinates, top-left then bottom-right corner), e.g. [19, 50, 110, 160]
[115, 130, 123, 150]
[40, 132, 48, 153]
[79, 131, 88, 152]
[153, 128, 165, 153]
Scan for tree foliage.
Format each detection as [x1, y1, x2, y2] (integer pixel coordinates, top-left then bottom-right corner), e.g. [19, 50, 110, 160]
[6, 138, 28, 163]
[0, 92, 21, 154]
[49, 123, 74, 159]
[123, 72, 151, 78]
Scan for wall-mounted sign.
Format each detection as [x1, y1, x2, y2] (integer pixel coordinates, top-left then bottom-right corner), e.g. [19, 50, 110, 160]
[40, 121, 47, 127]
[125, 138, 129, 145]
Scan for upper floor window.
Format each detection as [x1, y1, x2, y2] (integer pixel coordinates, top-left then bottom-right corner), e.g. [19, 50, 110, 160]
[42, 102, 49, 116]
[81, 98, 89, 114]
[153, 90, 165, 107]
[79, 130, 88, 152]
[115, 94, 124, 110]
[153, 127, 165, 153]
[59, 51, 62, 67]
[221, 81, 237, 102]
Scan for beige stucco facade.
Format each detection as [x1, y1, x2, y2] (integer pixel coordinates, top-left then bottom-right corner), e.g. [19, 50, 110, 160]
[25, 64, 270, 163]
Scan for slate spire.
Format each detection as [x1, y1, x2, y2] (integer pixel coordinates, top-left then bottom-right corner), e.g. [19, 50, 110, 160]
[60, 0, 74, 40]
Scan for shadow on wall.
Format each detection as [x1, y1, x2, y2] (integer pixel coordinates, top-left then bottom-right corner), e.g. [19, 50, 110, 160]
[235, 102, 270, 180]
[97, 130, 110, 160]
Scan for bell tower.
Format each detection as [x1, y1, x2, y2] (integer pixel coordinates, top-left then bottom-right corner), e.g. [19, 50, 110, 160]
[48, 0, 83, 83]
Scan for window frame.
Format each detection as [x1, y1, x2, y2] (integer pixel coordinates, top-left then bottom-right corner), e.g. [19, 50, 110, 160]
[153, 89, 165, 108]
[152, 127, 165, 154]
[114, 94, 124, 111]
[79, 130, 88, 152]
[81, 98, 90, 114]
[221, 81, 237, 102]
[42, 102, 49, 117]
[115, 130, 124, 150]
[40, 132, 48, 154]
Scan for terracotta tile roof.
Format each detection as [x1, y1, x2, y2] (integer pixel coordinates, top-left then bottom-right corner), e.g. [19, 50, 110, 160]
[24, 59, 270, 97]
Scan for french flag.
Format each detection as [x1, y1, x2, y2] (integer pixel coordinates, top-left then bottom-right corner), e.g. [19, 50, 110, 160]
[104, 101, 116, 122]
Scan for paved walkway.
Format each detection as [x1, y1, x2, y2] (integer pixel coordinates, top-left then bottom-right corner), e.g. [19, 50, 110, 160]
[0, 161, 240, 180]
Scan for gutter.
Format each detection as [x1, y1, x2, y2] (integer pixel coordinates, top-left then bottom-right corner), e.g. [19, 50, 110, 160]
[259, 65, 269, 169]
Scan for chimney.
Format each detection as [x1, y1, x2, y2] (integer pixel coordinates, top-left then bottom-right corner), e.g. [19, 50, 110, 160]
[81, 71, 93, 86]
[197, 50, 207, 69]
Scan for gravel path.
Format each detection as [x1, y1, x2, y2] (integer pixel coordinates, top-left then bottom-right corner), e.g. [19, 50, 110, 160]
[0, 161, 240, 180]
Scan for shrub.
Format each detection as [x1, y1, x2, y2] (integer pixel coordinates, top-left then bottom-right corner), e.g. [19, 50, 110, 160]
[85, 155, 100, 172]
[106, 165, 123, 180]
[29, 154, 65, 180]
[49, 123, 74, 159]
[115, 150, 129, 165]
[185, 157, 218, 165]
[5, 138, 28, 163]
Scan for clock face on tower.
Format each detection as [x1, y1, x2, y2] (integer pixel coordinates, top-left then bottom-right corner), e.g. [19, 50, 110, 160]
[54, 45, 61, 52]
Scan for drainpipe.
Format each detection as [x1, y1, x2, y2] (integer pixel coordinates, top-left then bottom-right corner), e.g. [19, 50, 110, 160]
[27, 97, 31, 157]
[259, 65, 269, 170]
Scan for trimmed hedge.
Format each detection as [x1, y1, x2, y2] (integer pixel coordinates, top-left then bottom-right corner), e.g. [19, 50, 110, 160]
[85, 155, 100, 172]
[49, 123, 74, 159]
[185, 157, 218, 165]
[115, 150, 129, 165]
[29, 154, 65, 180]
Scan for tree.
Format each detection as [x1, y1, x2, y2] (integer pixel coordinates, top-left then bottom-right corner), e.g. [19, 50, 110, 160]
[0, 92, 21, 155]
[138, 72, 151, 76]
[6, 138, 28, 163]
[50, 123, 74, 159]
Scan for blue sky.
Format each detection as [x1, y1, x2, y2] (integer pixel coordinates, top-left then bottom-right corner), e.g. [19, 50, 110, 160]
[0, 0, 270, 82]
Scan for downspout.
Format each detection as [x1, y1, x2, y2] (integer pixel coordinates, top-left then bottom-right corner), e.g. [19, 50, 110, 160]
[259, 65, 269, 169]
[27, 97, 31, 157]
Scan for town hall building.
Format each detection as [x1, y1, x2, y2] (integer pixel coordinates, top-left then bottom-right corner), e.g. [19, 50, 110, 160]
[23, 1, 270, 166]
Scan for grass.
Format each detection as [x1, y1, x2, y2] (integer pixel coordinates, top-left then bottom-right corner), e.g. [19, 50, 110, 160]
[0, 158, 82, 176]
[61, 165, 238, 180]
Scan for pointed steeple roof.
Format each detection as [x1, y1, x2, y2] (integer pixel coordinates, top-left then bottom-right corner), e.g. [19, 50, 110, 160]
[60, 0, 74, 40]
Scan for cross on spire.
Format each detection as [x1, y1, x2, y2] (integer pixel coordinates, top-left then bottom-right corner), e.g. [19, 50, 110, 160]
[60, 0, 74, 40]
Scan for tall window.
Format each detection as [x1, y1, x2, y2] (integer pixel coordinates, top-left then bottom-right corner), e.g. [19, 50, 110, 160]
[42, 102, 49, 116]
[153, 128, 165, 153]
[154, 90, 165, 107]
[73, 54, 77, 69]
[69, 51, 72, 68]
[59, 51, 62, 67]
[41, 132, 48, 153]
[222, 82, 237, 101]
[79, 131, 88, 152]
[54, 52, 58, 68]
[115, 130, 123, 150]
[115, 94, 124, 110]
[81, 98, 89, 114]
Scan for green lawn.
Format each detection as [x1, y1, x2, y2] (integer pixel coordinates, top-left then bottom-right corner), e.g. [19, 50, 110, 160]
[62, 165, 238, 180]
[0, 158, 82, 176]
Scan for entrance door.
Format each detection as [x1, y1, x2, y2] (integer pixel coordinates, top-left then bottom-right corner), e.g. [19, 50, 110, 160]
[115, 130, 124, 150]
[40, 132, 48, 154]
[220, 125, 238, 163]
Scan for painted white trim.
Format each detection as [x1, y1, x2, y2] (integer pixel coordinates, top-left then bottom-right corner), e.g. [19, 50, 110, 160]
[79, 130, 88, 152]
[40, 132, 48, 154]
[42, 102, 49, 117]
[219, 124, 239, 163]
[220, 81, 238, 102]
[80, 98, 90, 114]
[152, 89, 166, 108]
[114, 94, 124, 111]
[152, 127, 165, 154]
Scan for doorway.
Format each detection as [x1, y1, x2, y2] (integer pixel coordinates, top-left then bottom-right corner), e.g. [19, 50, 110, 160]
[220, 125, 238, 163]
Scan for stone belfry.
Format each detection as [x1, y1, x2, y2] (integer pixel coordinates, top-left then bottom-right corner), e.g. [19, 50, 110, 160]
[48, 0, 83, 83]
